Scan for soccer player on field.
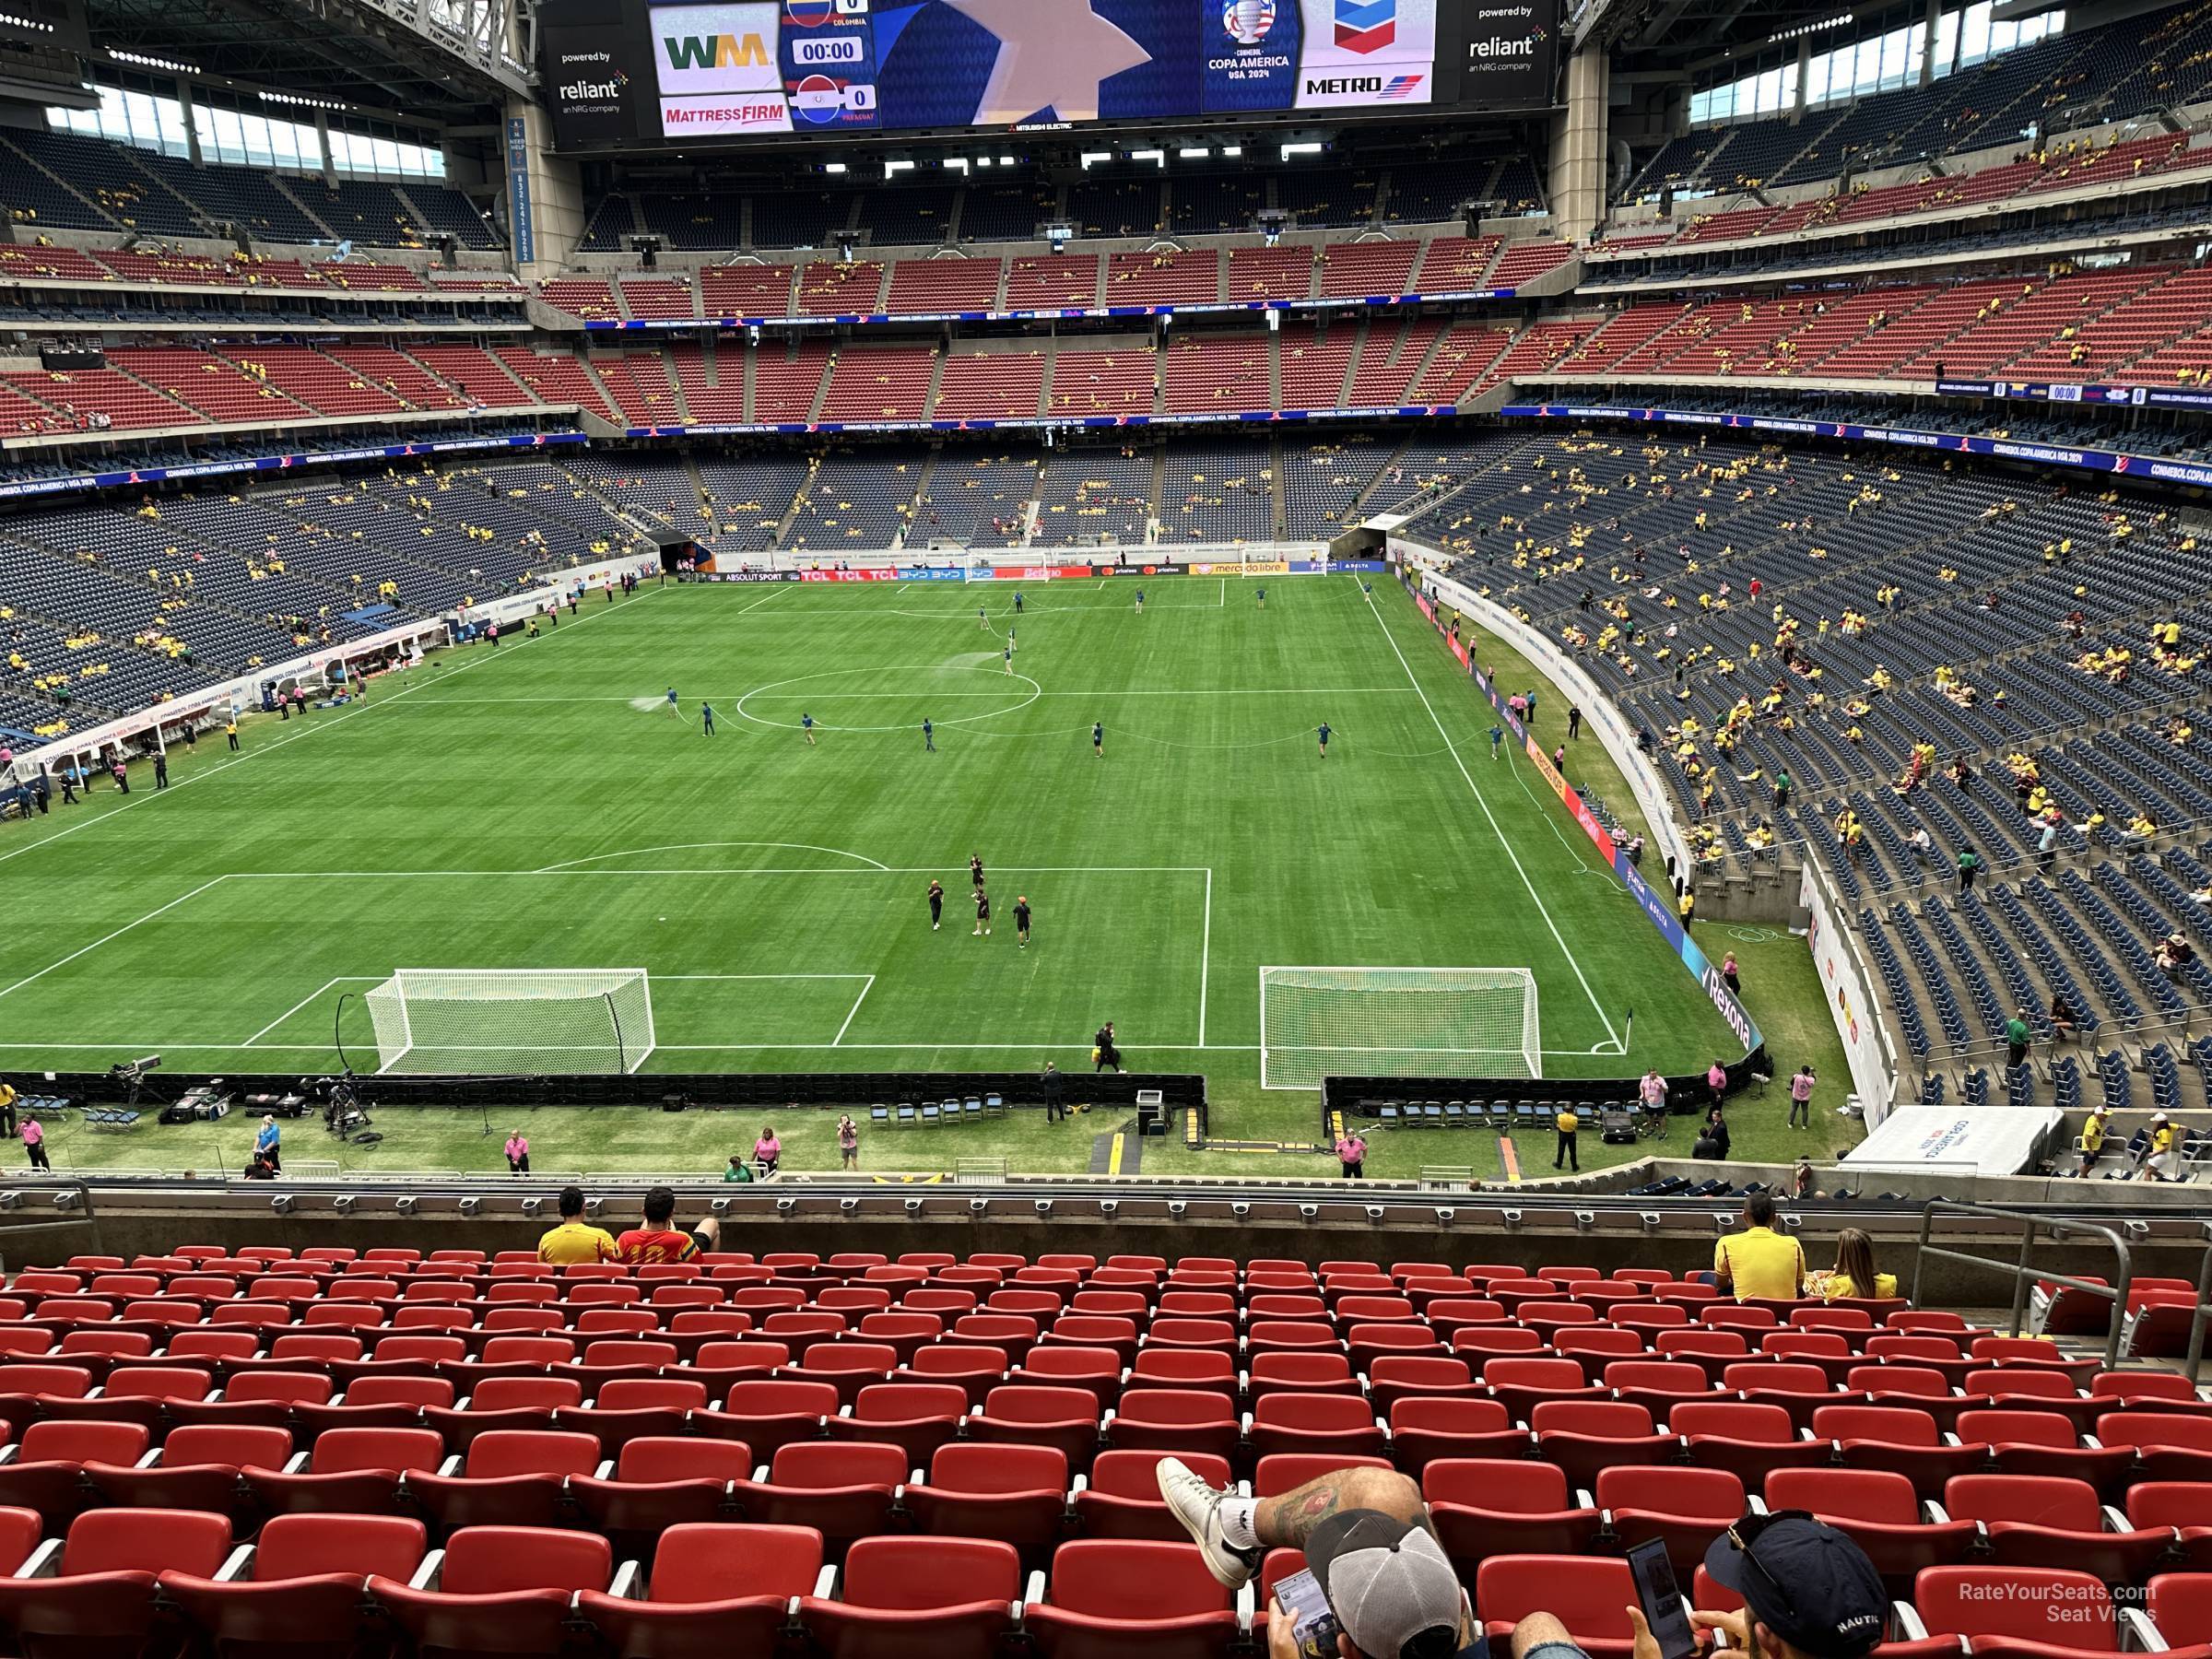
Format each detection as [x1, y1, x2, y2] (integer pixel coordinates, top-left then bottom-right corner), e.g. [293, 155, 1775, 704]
[701, 701, 716, 735]
[802, 712, 816, 746]
[923, 718, 935, 752]
[1093, 721, 1104, 759]
[927, 879, 944, 930]
[971, 853, 986, 891]
[1004, 642, 1014, 674]
[665, 687, 678, 718]
[1015, 894, 1031, 948]
[1014, 591, 1024, 614]
[972, 888, 992, 936]
[1318, 721, 1331, 758]
[979, 605, 989, 630]
[1135, 589, 1144, 614]
[1256, 586, 1265, 609]
[1007, 626, 1016, 654]
[1489, 724, 1504, 760]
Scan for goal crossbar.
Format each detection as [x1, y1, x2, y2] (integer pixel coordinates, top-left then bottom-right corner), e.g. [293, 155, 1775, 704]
[364, 968, 655, 1076]
[1259, 965, 1540, 1090]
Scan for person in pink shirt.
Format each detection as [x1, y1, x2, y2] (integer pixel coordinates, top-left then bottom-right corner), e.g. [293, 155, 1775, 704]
[1639, 1067, 1671, 1137]
[753, 1126, 782, 1176]
[1788, 1064, 1818, 1129]
[1335, 1131, 1367, 1179]
[21, 1114, 47, 1171]
[1707, 1059, 1729, 1111]
[504, 1132, 529, 1175]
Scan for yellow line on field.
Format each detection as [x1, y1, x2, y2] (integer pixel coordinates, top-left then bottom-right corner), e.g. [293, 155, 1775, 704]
[1107, 1133, 1125, 1175]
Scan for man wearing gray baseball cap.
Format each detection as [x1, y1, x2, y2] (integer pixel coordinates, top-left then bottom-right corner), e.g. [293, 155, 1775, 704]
[1300, 1511, 1470, 1659]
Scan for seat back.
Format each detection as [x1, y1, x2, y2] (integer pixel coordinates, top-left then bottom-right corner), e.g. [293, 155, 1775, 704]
[1046, 1540, 1229, 1618]
[1814, 1406, 1939, 1446]
[1594, 1465, 1742, 1516]
[19, 1419, 151, 1464]
[1944, 1475, 2101, 1530]
[926, 1442, 1066, 1495]
[769, 1441, 906, 1489]
[471, 1376, 583, 1412]
[1088, 1450, 1229, 1500]
[312, 1427, 446, 1474]
[462, 1429, 602, 1478]
[1913, 1568, 2112, 1647]
[651, 1524, 825, 1604]
[62, 1508, 231, 1577]
[160, 1425, 293, 1470]
[1671, 1402, 1795, 1442]
[1765, 1467, 1920, 1524]
[842, 1535, 1021, 1609]
[1423, 1458, 1571, 1512]
[440, 1526, 612, 1594]
[613, 1436, 756, 1485]
[255, 1512, 429, 1582]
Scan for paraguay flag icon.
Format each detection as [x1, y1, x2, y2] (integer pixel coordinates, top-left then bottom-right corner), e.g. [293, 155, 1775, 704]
[1335, 0, 1395, 53]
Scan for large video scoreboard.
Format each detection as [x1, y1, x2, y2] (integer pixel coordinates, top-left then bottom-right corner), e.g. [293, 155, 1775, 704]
[541, 0, 1557, 153]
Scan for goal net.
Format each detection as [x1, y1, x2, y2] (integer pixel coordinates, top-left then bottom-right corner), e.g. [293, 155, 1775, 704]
[363, 969, 655, 1075]
[1259, 966, 1540, 1089]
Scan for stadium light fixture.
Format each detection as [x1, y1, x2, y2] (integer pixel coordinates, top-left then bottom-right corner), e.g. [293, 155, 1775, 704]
[1166, 1200, 1186, 1217]
[885, 159, 915, 174]
[1079, 151, 1112, 168]
[1573, 1210, 1596, 1232]
[1033, 1199, 1053, 1216]
[1280, 141, 1323, 159]
[840, 1197, 860, 1213]
[823, 162, 848, 174]
[1232, 1202, 1253, 1218]
[394, 1196, 418, 1215]
[1501, 1208, 1524, 1231]
[520, 1195, 544, 1217]
[1221, 145, 1242, 157]
[1098, 1199, 1118, 1217]
[1132, 147, 1165, 164]
[1179, 147, 1210, 159]
[998, 155, 1016, 166]
[271, 1194, 295, 1214]
[458, 1196, 481, 1216]
[969, 1196, 988, 1214]
[1434, 1206, 1455, 1224]
[946, 158, 971, 172]
[1363, 1205, 1385, 1221]
[333, 1194, 356, 1213]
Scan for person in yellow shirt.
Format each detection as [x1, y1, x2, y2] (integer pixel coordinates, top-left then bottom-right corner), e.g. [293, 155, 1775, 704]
[536, 1184, 618, 1265]
[1821, 1228, 1899, 1300]
[1713, 1194, 1806, 1299]
[2142, 1113, 2182, 1181]
[2077, 1105, 2112, 1176]
[1553, 1106, 1580, 1171]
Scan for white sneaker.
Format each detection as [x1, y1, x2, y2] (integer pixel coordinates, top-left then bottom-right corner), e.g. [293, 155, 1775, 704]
[1156, 1455, 1259, 1588]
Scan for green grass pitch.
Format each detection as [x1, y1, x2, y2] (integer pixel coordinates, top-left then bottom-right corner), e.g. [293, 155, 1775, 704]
[0, 571, 1850, 1181]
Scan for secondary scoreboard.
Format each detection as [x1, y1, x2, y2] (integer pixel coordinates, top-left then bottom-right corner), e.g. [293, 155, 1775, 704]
[541, 0, 1559, 152]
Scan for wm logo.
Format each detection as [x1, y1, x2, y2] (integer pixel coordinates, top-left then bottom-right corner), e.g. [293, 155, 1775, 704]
[662, 30, 771, 67]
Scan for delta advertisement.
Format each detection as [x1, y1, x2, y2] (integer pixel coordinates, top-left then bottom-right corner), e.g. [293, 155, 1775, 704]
[1406, 571, 1765, 1067]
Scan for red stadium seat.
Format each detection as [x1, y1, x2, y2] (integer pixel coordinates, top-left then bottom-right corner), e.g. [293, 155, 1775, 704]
[1818, 1404, 1987, 1499]
[1670, 1401, 1830, 1484]
[1606, 1359, 1718, 1418]
[1368, 1356, 1480, 1418]
[796, 1535, 1021, 1659]
[369, 1525, 612, 1659]
[577, 1523, 824, 1659]
[1016, 1347, 1128, 1409]
[1389, 1395, 1527, 1469]
[1024, 1540, 1241, 1659]
[571, 1432, 752, 1545]
[1957, 1409, 2135, 1496]
[408, 1428, 601, 1531]
[1107, 1389, 1239, 1463]
[705, 1379, 839, 1461]
[1486, 1357, 1606, 1421]
[2125, 1483, 2212, 1570]
[0, 1506, 233, 1659]
[1532, 1399, 1677, 1489]
[731, 1440, 902, 1559]
[1247, 1392, 1386, 1462]
[2145, 1572, 2212, 1656]
[1597, 1465, 1745, 1577]
[1072, 1449, 1231, 1541]
[2092, 1412, 2212, 1481]
[1945, 1474, 2174, 1584]
[160, 1512, 429, 1659]
[558, 1376, 706, 1454]
[1246, 1351, 1359, 1403]
[246, 1424, 444, 1516]
[0, 1419, 149, 1526]
[903, 1442, 1068, 1567]
[1426, 1457, 1601, 1567]
[1477, 1554, 1637, 1659]
[84, 1422, 289, 1526]
[1764, 1467, 1979, 1589]
[970, 1384, 1100, 1472]
[826, 1382, 968, 1464]
[1912, 1566, 2116, 1658]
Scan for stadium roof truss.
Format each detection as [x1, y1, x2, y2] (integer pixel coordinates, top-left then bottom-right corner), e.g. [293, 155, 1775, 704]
[87, 0, 530, 123]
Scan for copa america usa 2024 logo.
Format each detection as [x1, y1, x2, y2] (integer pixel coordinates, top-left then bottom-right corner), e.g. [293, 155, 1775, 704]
[1223, 0, 1277, 44]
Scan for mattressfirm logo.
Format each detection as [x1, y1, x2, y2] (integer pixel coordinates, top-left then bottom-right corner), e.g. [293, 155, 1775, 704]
[1334, 0, 1395, 53]
[660, 91, 793, 132]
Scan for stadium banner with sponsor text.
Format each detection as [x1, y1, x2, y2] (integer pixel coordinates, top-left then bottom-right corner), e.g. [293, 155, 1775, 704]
[536, 0, 1557, 153]
[1799, 859, 1902, 1121]
[586, 288, 1518, 330]
[1402, 561, 1761, 1062]
[0, 431, 589, 502]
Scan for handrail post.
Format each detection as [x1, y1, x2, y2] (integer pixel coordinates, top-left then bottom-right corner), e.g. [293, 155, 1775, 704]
[2009, 1216, 2035, 1340]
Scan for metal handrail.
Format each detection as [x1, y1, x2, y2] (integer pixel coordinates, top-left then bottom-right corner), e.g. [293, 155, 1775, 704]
[1913, 1197, 2139, 1371]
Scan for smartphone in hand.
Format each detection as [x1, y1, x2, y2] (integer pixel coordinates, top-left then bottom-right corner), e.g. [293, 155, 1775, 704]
[1626, 1540, 1700, 1659]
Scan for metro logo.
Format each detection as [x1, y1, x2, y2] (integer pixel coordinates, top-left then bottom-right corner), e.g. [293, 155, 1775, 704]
[1334, 0, 1395, 53]
[661, 29, 772, 68]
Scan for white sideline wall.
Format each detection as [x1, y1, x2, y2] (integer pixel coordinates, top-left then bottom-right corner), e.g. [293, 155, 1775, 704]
[1385, 535, 1694, 879]
[1799, 859, 1904, 1122]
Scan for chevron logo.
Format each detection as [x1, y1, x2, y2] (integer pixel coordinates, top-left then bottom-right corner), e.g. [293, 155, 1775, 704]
[1335, 0, 1395, 53]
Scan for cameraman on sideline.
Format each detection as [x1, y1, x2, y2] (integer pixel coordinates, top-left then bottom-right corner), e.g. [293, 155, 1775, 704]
[1157, 1458, 1891, 1659]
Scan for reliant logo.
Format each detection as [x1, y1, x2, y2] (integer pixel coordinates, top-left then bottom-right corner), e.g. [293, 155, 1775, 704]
[1470, 36, 1535, 54]
[561, 77, 622, 99]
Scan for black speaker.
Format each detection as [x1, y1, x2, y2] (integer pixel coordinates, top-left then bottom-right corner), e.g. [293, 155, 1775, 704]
[40, 347, 102, 371]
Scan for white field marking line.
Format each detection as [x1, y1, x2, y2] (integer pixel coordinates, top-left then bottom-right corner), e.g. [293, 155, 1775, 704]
[1220, 578, 1225, 607]
[0, 1041, 1275, 1053]
[399, 688, 1419, 706]
[658, 972, 874, 981]
[734, 584, 796, 615]
[241, 974, 378, 1046]
[534, 842, 892, 874]
[1359, 582, 1624, 1051]
[0, 583, 668, 873]
[832, 975, 877, 1045]
[1199, 867, 1212, 1048]
[0, 875, 231, 1003]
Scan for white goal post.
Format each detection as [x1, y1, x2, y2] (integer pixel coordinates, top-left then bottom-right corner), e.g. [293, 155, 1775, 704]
[363, 969, 655, 1075]
[1258, 966, 1540, 1090]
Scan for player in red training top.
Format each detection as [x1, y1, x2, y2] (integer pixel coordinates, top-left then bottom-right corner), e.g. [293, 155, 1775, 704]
[615, 1184, 723, 1265]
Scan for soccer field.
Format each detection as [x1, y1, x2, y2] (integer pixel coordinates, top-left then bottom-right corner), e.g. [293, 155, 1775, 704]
[0, 571, 1747, 1133]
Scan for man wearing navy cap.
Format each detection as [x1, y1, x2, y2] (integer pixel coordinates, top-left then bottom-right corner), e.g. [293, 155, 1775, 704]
[1512, 1513, 1888, 1659]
